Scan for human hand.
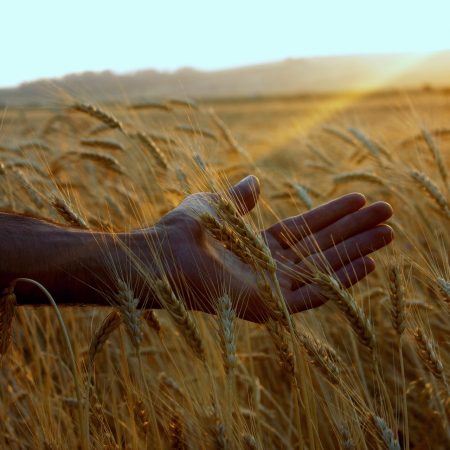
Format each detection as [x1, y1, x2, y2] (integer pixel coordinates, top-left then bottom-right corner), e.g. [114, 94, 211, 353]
[144, 175, 393, 322]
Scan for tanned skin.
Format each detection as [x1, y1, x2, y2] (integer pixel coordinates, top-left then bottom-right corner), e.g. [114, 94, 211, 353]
[0, 175, 393, 322]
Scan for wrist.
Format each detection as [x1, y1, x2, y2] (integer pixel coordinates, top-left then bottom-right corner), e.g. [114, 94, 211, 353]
[106, 225, 168, 308]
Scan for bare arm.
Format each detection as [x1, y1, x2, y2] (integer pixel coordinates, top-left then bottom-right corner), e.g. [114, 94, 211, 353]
[0, 213, 161, 307]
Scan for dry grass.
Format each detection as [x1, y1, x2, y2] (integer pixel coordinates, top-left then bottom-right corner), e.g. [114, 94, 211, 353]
[0, 88, 449, 449]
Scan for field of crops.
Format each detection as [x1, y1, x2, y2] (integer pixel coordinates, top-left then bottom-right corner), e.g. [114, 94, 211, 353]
[0, 88, 449, 449]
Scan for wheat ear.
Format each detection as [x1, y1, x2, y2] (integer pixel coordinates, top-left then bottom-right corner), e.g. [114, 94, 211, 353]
[410, 170, 450, 219]
[216, 197, 275, 272]
[154, 279, 205, 361]
[388, 266, 408, 448]
[322, 125, 358, 147]
[348, 128, 392, 160]
[71, 103, 123, 130]
[115, 280, 143, 350]
[12, 168, 45, 209]
[134, 400, 150, 435]
[314, 272, 375, 350]
[50, 195, 89, 229]
[142, 309, 161, 334]
[169, 413, 185, 450]
[333, 172, 385, 187]
[158, 372, 186, 399]
[217, 294, 237, 375]
[295, 330, 340, 384]
[175, 124, 217, 140]
[209, 109, 246, 155]
[266, 320, 295, 382]
[67, 151, 125, 175]
[372, 415, 401, 450]
[421, 128, 449, 188]
[200, 213, 263, 269]
[292, 184, 313, 210]
[388, 266, 406, 335]
[414, 328, 444, 378]
[242, 434, 258, 450]
[80, 138, 125, 152]
[87, 311, 122, 370]
[134, 132, 168, 170]
[437, 278, 450, 306]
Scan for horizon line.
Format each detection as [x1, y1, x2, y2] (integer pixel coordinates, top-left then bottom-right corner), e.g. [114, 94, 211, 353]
[2, 49, 449, 90]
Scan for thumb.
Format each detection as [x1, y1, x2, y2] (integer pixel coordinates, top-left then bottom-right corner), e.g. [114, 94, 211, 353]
[228, 175, 260, 215]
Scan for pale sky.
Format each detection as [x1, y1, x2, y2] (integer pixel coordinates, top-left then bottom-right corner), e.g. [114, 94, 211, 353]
[2, 0, 450, 88]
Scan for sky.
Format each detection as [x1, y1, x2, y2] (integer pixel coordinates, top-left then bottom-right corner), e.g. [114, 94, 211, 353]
[2, 0, 450, 88]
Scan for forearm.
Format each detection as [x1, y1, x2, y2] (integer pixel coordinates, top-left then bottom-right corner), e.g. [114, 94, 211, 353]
[0, 212, 161, 308]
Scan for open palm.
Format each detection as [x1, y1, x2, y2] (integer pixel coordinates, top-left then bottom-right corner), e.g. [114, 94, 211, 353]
[154, 175, 393, 322]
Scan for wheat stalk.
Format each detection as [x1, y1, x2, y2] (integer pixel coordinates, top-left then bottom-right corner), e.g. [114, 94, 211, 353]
[10, 278, 88, 449]
[0, 287, 16, 355]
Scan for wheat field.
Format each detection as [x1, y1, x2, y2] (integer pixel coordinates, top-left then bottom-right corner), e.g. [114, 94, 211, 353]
[0, 88, 449, 449]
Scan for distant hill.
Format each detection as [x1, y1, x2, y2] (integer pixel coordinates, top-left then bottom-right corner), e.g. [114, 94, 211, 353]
[2, 51, 450, 105]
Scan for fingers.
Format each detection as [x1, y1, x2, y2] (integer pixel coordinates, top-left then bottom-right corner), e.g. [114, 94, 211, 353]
[286, 201, 393, 260]
[286, 256, 375, 313]
[228, 175, 260, 215]
[290, 225, 393, 290]
[268, 193, 367, 247]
